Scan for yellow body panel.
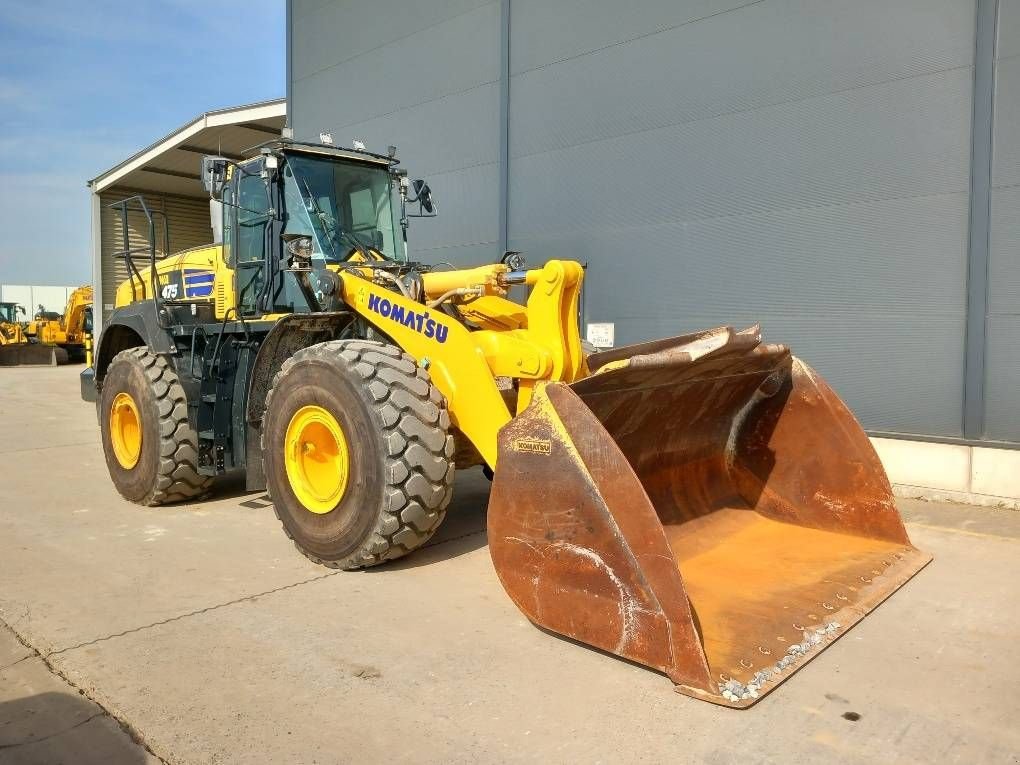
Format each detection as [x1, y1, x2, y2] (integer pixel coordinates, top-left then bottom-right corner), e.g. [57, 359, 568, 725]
[109, 227, 588, 468]
[0, 322, 28, 346]
[341, 271, 512, 466]
[340, 259, 587, 465]
[114, 244, 237, 320]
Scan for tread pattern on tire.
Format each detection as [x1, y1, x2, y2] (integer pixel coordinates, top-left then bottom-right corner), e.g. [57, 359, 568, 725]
[111, 347, 211, 505]
[263, 340, 455, 569]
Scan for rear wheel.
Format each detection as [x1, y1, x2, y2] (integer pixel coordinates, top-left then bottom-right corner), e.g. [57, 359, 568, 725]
[262, 340, 455, 569]
[99, 347, 211, 505]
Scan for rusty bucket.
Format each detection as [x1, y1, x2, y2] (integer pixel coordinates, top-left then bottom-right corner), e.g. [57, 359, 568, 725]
[487, 326, 931, 707]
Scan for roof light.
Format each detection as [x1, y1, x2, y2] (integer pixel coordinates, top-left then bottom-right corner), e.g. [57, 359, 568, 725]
[319, 132, 333, 145]
[352, 139, 366, 151]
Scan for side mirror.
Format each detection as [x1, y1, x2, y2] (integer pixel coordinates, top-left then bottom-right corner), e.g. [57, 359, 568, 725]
[209, 199, 224, 244]
[201, 156, 230, 198]
[411, 179, 436, 216]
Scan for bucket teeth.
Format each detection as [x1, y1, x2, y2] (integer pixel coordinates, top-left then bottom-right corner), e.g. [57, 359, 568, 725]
[488, 326, 931, 706]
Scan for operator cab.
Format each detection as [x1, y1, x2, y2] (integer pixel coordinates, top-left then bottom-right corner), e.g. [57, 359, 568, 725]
[0, 303, 24, 324]
[204, 140, 435, 319]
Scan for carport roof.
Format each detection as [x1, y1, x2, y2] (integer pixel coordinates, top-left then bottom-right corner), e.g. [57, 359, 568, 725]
[88, 99, 285, 199]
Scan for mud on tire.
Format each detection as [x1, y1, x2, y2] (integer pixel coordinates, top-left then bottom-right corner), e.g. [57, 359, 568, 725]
[261, 340, 455, 569]
[99, 347, 211, 505]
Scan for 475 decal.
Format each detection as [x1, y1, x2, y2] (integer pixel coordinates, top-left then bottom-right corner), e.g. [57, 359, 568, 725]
[157, 270, 214, 301]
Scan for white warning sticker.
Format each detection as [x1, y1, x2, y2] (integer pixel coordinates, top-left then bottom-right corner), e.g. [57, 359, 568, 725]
[585, 322, 615, 349]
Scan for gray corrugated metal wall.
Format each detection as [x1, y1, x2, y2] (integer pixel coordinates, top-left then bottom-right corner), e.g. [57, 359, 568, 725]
[289, 0, 1019, 444]
[289, 0, 502, 266]
[986, 0, 1020, 440]
[507, 0, 975, 438]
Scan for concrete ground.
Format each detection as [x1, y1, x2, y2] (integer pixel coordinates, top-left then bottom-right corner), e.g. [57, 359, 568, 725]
[0, 365, 1018, 765]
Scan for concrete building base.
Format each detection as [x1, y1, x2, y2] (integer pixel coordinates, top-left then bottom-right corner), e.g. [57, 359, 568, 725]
[872, 437, 1020, 511]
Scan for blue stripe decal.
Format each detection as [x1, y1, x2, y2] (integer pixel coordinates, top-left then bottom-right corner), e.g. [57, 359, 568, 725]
[185, 285, 214, 298]
[184, 274, 214, 284]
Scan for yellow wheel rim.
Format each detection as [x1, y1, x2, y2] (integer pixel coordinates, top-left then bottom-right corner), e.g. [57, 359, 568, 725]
[110, 391, 142, 469]
[284, 405, 350, 514]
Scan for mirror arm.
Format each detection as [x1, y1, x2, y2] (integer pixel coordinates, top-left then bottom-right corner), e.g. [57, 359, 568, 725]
[396, 173, 410, 258]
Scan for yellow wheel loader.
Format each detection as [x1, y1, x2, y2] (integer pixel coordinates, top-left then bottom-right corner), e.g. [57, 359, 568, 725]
[83, 140, 930, 706]
[25, 285, 93, 362]
[0, 302, 67, 366]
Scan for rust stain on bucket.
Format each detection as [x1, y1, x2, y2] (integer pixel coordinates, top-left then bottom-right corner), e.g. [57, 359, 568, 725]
[488, 326, 931, 707]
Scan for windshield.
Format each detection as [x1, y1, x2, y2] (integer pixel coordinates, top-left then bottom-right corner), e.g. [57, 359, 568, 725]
[0, 304, 16, 323]
[283, 152, 401, 262]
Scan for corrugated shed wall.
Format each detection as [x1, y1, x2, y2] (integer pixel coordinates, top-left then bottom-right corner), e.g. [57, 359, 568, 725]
[507, 0, 975, 438]
[985, 0, 1020, 441]
[289, 0, 502, 266]
[98, 189, 211, 325]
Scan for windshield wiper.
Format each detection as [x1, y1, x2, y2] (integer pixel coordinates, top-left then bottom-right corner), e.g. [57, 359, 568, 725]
[297, 177, 393, 266]
[337, 228, 379, 263]
[297, 177, 343, 262]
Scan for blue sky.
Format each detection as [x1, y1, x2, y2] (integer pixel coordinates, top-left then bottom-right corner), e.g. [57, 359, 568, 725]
[0, 0, 285, 286]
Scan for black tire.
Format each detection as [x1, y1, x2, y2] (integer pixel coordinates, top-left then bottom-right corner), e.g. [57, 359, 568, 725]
[262, 340, 455, 569]
[99, 347, 212, 505]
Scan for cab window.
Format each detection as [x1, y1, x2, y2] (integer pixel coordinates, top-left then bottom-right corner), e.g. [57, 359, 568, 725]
[221, 182, 234, 265]
[236, 169, 269, 264]
[234, 163, 269, 315]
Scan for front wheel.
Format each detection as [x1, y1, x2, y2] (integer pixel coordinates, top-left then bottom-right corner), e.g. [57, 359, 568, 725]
[99, 347, 211, 505]
[262, 340, 455, 569]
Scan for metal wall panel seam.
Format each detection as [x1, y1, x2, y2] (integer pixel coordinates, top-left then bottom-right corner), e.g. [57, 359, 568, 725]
[286, 0, 293, 129]
[498, 0, 510, 255]
[963, 0, 999, 439]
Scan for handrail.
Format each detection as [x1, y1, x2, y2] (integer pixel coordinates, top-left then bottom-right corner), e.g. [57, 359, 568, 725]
[106, 196, 171, 327]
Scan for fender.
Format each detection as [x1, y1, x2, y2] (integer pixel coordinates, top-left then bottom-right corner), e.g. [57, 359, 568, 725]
[91, 300, 175, 388]
[244, 311, 356, 428]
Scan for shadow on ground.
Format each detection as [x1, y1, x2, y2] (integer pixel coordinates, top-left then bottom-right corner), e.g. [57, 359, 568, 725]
[368, 468, 493, 570]
[0, 691, 149, 765]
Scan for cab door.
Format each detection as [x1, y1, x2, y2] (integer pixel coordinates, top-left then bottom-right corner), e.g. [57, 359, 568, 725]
[231, 160, 270, 317]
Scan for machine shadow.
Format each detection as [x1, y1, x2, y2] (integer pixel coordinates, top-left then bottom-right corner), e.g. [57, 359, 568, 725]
[366, 468, 493, 571]
[0, 691, 149, 764]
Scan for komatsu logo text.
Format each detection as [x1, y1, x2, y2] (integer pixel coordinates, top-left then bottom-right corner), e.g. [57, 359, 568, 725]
[367, 293, 450, 343]
[512, 438, 552, 455]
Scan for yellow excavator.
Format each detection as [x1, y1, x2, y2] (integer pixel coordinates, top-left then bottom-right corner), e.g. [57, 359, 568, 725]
[0, 301, 68, 366]
[0, 302, 27, 345]
[83, 140, 930, 706]
[25, 285, 93, 362]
